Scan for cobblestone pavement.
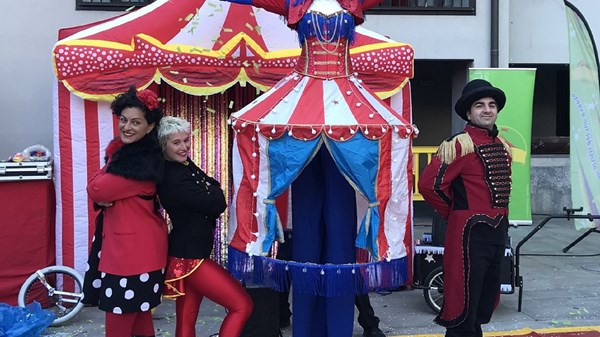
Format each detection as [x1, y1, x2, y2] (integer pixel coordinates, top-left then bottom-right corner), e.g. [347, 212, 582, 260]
[42, 216, 600, 337]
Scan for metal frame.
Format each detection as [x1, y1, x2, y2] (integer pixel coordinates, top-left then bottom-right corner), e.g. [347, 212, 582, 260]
[76, 0, 154, 11]
[369, 0, 475, 15]
[514, 207, 600, 312]
[0, 161, 52, 181]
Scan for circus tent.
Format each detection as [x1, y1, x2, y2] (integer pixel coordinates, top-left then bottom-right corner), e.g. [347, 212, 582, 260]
[52, 0, 415, 279]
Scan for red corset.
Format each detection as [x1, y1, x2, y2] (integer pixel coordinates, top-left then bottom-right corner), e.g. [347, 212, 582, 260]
[294, 37, 352, 79]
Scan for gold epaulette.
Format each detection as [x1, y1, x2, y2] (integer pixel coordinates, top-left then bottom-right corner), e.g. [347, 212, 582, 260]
[436, 133, 475, 164]
[498, 137, 513, 158]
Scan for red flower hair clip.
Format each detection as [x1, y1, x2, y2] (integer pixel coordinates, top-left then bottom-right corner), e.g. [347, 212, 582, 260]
[136, 89, 159, 110]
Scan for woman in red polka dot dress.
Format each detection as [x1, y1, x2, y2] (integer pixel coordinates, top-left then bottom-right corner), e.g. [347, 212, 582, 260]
[84, 87, 169, 337]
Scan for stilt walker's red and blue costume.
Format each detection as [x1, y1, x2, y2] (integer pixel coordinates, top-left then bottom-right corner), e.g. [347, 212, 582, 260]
[221, 0, 415, 335]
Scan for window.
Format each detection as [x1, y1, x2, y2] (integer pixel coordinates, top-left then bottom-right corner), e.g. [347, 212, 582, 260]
[369, 0, 475, 15]
[76, 0, 154, 11]
[510, 64, 570, 154]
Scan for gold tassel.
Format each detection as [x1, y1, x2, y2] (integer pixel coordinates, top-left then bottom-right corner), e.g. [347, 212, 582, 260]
[437, 133, 475, 164]
[499, 137, 513, 158]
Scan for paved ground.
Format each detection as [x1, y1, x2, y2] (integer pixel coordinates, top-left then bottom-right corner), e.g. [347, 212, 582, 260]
[41, 215, 600, 337]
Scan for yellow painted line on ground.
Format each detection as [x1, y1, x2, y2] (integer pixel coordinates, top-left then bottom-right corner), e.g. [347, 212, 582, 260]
[391, 326, 600, 337]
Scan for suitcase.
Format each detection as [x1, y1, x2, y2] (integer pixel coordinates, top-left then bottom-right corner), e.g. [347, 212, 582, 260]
[0, 160, 53, 182]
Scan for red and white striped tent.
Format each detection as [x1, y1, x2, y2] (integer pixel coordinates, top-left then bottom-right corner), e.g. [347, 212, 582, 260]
[52, 0, 414, 277]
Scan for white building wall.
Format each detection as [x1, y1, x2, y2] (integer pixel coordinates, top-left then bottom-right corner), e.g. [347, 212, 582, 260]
[0, 0, 115, 159]
[364, 0, 580, 67]
[570, 0, 600, 36]
[1, 0, 599, 159]
[509, 0, 600, 64]
[498, 0, 510, 67]
[364, 1, 493, 67]
[509, 0, 569, 64]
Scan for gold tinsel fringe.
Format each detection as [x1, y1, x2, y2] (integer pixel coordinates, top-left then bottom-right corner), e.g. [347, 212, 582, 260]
[437, 133, 475, 164]
[437, 133, 512, 164]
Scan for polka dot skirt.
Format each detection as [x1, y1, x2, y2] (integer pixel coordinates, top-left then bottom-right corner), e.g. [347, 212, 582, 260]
[96, 270, 164, 314]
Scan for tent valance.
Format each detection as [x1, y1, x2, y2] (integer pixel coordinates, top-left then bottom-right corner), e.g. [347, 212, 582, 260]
[229, 72, 415, 141]
[231, 122, 414, 141]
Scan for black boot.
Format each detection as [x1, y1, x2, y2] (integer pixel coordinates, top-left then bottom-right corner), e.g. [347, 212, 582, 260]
[363, 327, 386, 337]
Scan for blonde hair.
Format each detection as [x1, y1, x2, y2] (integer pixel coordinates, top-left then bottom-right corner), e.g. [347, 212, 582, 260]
[158, 116, 191, 150]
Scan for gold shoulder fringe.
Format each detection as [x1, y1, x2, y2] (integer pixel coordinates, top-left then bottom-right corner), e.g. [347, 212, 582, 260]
[499, 137, 513, 158]
[437, 133, 475, 164]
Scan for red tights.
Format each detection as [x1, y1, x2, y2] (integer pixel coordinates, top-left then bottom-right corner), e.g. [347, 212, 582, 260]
[175, 259, 253, 337]
[106, 310, 154, 337]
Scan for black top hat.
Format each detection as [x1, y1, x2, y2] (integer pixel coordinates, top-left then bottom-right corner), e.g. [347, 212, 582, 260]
[454, 79, 506, 121]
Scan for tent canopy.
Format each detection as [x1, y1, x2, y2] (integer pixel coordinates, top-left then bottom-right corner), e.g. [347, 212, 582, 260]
[53, 0, 414, 101]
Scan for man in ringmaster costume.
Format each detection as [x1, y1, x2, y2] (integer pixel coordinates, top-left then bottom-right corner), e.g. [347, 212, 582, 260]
[418, 79, 512, 337]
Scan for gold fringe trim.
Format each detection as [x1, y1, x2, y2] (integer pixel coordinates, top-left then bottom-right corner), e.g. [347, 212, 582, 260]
[437, 133, 475, 164]
[163, 258, 205, 299]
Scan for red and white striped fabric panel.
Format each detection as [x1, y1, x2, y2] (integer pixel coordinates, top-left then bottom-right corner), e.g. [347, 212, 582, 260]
[233, 75, 409, 127]
[54, 81, 115, 274]
[54, 79, 414, 271]
[389, 82, 414, 279]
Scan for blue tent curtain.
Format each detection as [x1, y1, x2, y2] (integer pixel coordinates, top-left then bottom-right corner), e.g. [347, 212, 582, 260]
[324, 134, 381, 258]
[261, 135, 323, 253]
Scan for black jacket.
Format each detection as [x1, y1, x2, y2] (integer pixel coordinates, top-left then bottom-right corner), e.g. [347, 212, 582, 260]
[157, 159, 227, 259]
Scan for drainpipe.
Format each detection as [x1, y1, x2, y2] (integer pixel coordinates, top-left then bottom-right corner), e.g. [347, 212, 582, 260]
[490, 0, 499, 68]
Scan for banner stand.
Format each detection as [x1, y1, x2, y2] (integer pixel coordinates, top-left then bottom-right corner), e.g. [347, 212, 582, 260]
[469, 68, 537, 226]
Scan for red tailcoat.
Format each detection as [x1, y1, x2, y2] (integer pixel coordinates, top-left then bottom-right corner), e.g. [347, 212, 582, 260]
[418, 124, 512, 327]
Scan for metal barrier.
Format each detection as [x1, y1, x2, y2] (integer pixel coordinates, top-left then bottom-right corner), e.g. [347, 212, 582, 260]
[412, 146, 438, 201]
[514, 207, 600, 312]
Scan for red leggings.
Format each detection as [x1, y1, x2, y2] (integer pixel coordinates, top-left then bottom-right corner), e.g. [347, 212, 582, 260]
[175, 259, 253, 337]
[106, 310, 154, 337]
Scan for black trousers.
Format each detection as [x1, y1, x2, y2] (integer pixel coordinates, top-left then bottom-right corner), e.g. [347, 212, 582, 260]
[355, 293, 380, 330]
[446, 242, 504, 337]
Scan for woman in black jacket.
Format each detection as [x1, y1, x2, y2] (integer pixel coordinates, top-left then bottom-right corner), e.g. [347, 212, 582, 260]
[157, 116, 252, 337]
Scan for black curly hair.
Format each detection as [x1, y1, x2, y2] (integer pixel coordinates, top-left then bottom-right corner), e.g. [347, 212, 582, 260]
[110, 86, 163, 126]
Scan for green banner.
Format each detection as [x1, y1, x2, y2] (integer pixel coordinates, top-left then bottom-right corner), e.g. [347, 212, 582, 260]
[566, 3, 600, 230]
[469, 68, 536, 225]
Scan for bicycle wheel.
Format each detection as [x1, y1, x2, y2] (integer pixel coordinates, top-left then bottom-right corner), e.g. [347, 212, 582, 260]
[423, 266, 444, 314]
[18, 265, 85, 326]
